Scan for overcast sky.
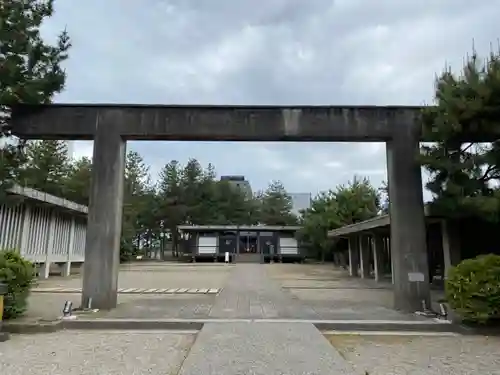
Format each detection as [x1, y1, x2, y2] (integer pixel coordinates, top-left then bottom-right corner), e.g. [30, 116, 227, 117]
[41, 0, 500, 197]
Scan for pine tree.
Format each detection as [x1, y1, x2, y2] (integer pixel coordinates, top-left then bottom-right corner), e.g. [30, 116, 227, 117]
[122, 151, 151, 252]
[157, 160, 187, 256]
[258, 180, 297, 225]
[333, 176, 380, 224]
[18, 140, 71, 196]
[64, 157, 92, 205]
[0, 0, 71, 202]
[298, 176, 380, 260]
[420, 51, 500, 220]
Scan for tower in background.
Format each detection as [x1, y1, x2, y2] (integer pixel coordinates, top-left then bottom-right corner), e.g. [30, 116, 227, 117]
[288, 192, 312, 216]
[65, 140, 75, 159]
[220, 175, 252, 197]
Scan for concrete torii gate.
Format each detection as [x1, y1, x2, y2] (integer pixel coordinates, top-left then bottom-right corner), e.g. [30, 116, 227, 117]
[11, 104, 428, 312]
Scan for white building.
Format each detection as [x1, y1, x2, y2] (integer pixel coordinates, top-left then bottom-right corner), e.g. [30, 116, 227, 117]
[65, 140, 75, 159]
[0, 185, 88, 278]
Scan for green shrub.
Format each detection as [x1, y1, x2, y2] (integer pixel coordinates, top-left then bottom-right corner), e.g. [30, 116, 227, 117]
[120, 239, 137, 263]
[0, 249, 36, 320]
[445, 254, 500, 324]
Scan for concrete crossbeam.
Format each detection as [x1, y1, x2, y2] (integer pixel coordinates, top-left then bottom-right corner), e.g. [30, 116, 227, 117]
[11, 104, 421, 141]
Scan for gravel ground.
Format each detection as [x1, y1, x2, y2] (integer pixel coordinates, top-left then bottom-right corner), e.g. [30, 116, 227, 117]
[0, 330, 195, 375]
[327, 334, 500, 375]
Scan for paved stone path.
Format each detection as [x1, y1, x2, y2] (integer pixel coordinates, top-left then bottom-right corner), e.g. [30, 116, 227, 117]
[210, 264, 319, 319]
[178, 322, 356, 375]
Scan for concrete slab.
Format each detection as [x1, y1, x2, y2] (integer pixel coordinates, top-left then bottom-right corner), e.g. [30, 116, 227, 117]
[0, 330, 195, 375]
[178, 322, 356, 375]
[34, 262, 231, 290]
[25, 292, 217, 320]
[24, 263, 443, 324]
[267, 263, 444, 321]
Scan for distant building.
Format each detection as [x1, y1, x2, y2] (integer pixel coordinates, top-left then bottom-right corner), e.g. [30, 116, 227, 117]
[288, 193, 312, 216]
[66, 141, 75, 159]
[220, 175, 252, 197]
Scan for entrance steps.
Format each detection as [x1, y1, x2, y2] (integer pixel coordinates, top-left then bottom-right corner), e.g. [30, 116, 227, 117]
[236, 253, 261, 263]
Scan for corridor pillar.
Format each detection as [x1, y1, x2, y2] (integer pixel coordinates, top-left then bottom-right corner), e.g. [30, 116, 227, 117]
[236, 230, 240, 263]
[372, 236, 385, 282]
[348, 236, 360, 277]
[359, 236, 371, 279]
[82, 110, 127, 310]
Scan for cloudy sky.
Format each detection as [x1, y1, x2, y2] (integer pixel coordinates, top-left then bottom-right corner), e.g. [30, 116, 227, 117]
[41, 0, 500, 198]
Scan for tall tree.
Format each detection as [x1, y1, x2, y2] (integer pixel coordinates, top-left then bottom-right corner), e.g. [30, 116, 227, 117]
[298, 191, 341, 261]
[334, 176, 380, 225]
[0, 0, 71, 202]
[122, 151, 151, 259]
[157, 160, 187, 255]
[63, 156, 92, 205]
[258, 180, 297, 225]
[17, 140, 70, 197]
[181, 158, 206, 224]
[420, 51, 500, 221]
[299, 176, 380, 260]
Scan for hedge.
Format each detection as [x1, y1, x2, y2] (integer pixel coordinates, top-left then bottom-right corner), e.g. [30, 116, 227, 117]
[0, 249, 36, 320]
[445, 254, 500, 324]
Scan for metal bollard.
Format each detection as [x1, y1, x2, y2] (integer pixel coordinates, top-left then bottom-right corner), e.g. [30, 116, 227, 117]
[0, 282, 10, 342]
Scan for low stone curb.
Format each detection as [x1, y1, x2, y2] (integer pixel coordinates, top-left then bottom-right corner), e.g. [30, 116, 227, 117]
[59, 318, 461, 333]
[313, 320, 457, 333]
[3, 317, 495, 336]
[61, 318, 204, 331]
[453, 323, 500, 336]
[3, 319, 62, 334]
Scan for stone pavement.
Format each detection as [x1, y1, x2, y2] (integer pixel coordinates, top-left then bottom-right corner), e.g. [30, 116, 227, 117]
[178, 322, 356, 375]
[209, 264, 319, 319]
[58, 263, 432, 322]
[26, 262, 448, 323]
[26, 262, 230, 320]
[268, 264, 446, 321]
[209, 264, 428, 321]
